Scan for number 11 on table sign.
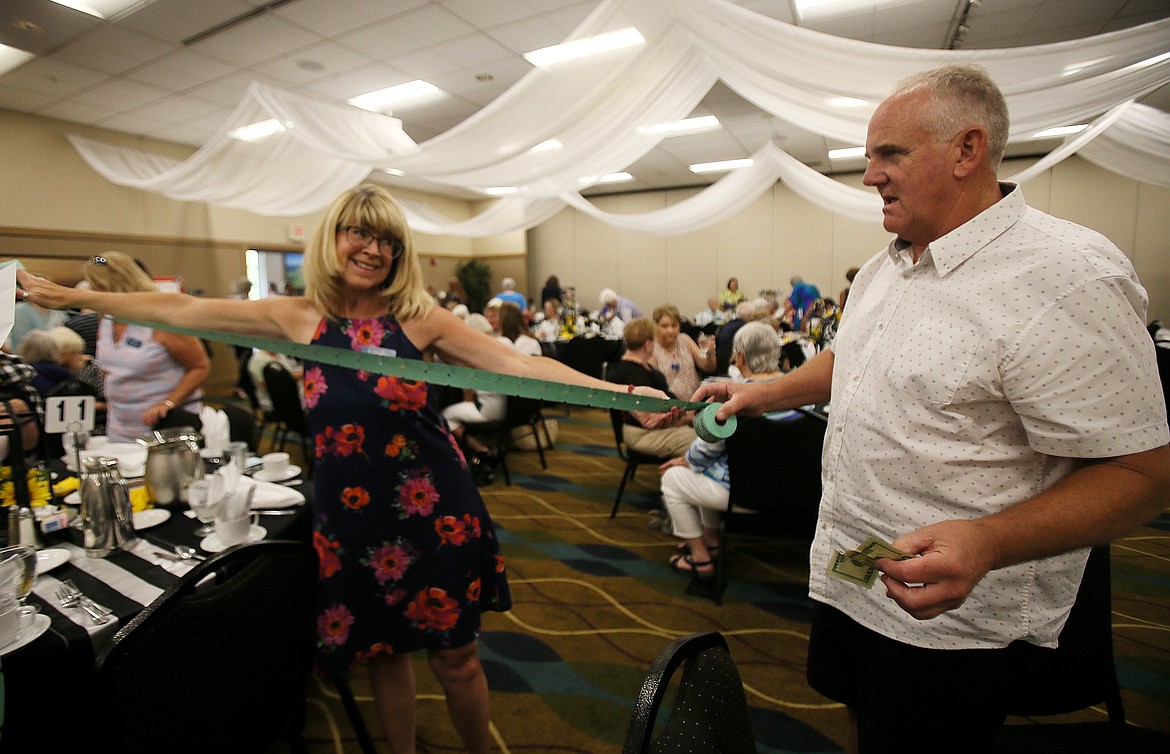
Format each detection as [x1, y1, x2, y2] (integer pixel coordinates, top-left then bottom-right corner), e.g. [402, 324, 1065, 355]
[44, 396, 96, 434]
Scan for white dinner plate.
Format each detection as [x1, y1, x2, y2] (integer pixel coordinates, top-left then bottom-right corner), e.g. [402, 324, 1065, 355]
[252, 464, 302, 483]
[0, 613, 51, 656]
[35, 548, 71, 574]
[199, 525, 267, 553]
[63, 491, 81, 505]
[133, 509, 171, 530]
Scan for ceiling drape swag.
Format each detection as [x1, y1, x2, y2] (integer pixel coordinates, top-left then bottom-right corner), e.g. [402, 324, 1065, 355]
[66, 0, 1170, 234]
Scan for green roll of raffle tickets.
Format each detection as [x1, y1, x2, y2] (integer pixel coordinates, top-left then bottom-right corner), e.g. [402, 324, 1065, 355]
[123, 320, 737, 442]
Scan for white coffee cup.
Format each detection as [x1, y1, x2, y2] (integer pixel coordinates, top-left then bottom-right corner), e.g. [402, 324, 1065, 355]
[215, 511, 260, 547]
[0, 594, 22, 647]
[261, 452, 290, 478]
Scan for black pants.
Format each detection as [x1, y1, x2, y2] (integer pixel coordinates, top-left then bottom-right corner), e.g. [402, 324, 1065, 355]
[807, 603, 1015, 754]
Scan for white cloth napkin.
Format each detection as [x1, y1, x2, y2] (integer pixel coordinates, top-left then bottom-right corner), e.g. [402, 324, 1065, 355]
[200, 407, 231, 454]
[236, 476, 305, 509]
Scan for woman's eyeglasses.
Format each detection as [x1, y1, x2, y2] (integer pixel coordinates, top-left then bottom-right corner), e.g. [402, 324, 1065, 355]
[90, 256, 107, 265]
[336, 225, 404, 258]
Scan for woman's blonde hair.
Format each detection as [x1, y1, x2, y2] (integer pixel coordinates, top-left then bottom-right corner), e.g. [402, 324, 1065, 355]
[302, 184, 433, 322]
[17, 330, 60, 364]
[651, 304, 682, 327]
[82, 251, 156, 293]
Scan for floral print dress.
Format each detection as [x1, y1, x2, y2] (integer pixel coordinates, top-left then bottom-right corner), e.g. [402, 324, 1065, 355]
[307, 314, 511, 678]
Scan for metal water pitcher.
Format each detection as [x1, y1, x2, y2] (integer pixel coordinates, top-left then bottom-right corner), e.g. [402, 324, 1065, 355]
[80, 456, 138, 558]
[139, 427, 202, 507]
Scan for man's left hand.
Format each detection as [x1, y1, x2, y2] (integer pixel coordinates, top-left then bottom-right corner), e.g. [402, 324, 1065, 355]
[877, 519, 998, 620]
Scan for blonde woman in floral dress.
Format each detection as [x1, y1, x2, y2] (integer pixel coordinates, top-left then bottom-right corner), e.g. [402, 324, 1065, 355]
[18, 184, 673, 754]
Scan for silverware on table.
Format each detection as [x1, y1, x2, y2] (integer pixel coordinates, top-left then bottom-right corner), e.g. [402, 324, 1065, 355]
[55, 584, 111, 624]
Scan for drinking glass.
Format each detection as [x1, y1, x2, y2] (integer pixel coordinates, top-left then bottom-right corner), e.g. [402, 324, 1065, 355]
[0, 545, 37, 607]
[186, 478, 221, 536]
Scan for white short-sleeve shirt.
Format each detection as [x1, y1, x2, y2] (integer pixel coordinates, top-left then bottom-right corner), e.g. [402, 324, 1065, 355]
[809, 185, 1169, 650]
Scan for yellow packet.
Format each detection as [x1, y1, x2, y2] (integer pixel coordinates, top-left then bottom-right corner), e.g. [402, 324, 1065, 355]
[130, 486, 153, 512]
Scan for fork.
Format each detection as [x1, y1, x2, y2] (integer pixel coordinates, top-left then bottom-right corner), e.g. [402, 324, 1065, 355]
[63, 579, 114, 616]
[55, 583, 111, 624]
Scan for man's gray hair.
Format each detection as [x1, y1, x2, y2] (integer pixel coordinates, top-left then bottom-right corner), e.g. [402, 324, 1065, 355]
[894, 64, 1009, 168]
[733, 321, 781, 374]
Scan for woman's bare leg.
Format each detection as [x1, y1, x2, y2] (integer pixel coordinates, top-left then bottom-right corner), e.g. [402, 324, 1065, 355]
[428, 643, 492, 753]
[368, 653, 418, 754]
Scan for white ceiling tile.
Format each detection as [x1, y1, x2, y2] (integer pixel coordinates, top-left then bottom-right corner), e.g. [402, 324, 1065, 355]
[116, 0, 260, 44]
[71, 78, 171, 111]
[338, 4, 476, 57]
[125, 49, 236, 91]
[0, 57, 107, 99]
[273, 0, 427, 38]
[131, 93, 227, 125]
[252, 41, 373, 86]
[187, 14, 321, 67]
[305, 62, 415, 100]
[52, 24, 176, 76]
[0, 84, 56, 111]
[39, 98, 119, 123]
[95, 110, 173, 133]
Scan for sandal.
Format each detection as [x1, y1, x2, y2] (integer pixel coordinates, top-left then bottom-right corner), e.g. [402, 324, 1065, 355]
[675, 542, 720, 559]
[669, 553, 716, 582]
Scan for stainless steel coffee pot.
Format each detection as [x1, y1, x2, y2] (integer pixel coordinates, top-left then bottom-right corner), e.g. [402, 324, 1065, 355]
[138, 427, 201, 507]
[79, 456, 138, 558]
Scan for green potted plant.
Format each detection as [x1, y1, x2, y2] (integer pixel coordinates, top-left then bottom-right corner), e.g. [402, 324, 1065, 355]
[456, 259, 492, 314]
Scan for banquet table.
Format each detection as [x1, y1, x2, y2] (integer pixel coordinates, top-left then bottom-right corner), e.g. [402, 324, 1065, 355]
[0, 463, 313, 750]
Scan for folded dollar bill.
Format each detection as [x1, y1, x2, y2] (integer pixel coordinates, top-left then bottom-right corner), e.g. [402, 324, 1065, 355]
[827, 549, 879, 589]
[843, 536, 912, 569]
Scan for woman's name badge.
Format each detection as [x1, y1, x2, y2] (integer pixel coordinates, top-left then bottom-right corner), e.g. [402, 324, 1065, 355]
[126, 337, 143, 348]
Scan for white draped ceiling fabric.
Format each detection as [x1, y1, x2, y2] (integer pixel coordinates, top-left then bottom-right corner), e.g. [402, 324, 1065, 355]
[68, 0, 1170, 236]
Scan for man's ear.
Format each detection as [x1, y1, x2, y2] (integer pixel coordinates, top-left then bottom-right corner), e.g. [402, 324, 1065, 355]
[953, 126, 988, 178]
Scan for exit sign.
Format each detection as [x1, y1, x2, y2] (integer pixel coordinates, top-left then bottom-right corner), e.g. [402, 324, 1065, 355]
[288, 224, 307, 242]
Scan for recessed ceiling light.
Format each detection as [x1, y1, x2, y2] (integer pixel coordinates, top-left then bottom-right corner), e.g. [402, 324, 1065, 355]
[0, 44, 34, 77]
[296, 60, 325, 72]
[689, 158, 753, 174]
[523, 27, 644, 67]
[49, 0, 144, 20]
[1031, 124, 1087, 139]
[598, 172, 633, 183]
[645, 115, 720, 136]
[828, 146, 866, 159]
[484, 186, 517, 196]
[228, 119, 287, 142]
[347, 80, 442, 113]
[383, 168, 405, 176]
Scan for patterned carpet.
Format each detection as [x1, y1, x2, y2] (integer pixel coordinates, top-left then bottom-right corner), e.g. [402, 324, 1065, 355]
[269, 406, 1170, 753]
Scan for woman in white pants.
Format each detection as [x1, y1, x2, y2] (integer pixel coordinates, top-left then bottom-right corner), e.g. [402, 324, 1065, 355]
[658, 322, 787, 580]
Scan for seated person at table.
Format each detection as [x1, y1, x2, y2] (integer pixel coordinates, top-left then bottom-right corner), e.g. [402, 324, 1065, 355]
[17, 330, 73, 397]
[651, 303, 715, 401]
[0, 352, 42, 454]
[499, 301, 541, 357]
[532, 299, 563, 342]
[657, 322, 785, 579]
[442, 314, 507, 469]
[605, 317, 696, 457]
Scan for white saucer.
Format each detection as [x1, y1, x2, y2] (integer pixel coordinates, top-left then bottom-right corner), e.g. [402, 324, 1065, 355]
[252, 465, 302, 482]
[133, 508, 171, 530]
[0, 613, 51, 656]
[35, 548, 71, 574]
[64, 491, 81, 505]
[199, 525, 267, 553]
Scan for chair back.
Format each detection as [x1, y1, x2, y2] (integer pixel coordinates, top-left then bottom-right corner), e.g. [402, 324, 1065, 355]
[92, 540, 319, 753]
[724, 410, 827, 541]
[609, 408, 630, 461]
[622, 631, 758, 754]
[262, 362, 307, 433]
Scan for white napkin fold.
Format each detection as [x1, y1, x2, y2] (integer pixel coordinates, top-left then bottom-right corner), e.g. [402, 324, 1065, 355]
[235, 476, 305, 510]
[200, 407, 231, 454]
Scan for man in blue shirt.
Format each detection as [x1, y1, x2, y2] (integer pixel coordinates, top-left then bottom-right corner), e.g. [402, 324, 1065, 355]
[787, 276, 821, 331]
[495, 277, 528, 313]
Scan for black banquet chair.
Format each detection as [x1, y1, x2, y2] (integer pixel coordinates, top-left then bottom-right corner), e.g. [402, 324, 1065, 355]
[90, 540, 319, 754]
[464, 395, 551, 485]
[622, 631, 758, 754]
[608, 409, 674, 518]
[260, 361, 313, 470]
[992, 544, 1170, 753]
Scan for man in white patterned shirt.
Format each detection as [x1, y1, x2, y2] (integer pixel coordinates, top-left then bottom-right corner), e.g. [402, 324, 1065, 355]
[695, 64, 1170, 752]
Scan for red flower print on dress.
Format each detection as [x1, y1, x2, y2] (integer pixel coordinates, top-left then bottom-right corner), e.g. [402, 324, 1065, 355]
[494, 553, 506, 574]
[318, 604, 355, 648]
[346, 318, 386, 351]
[466, 578, 482, 603]
[333, 423, 365, 456]
[303, 365, 326, 409]
[314, 531, 343, 579]
[434, 515, 471, 546]
[404, 587, 461, 633]
[355, 643, 393, 662]
[312, 320, 327, 340]
[340, 486, 370, 510]
[397, 471, 439, 517]
[447, 433, 468, 467]
[384, 434, 416, 460]
[374, 376, 428, 411]
[365, 540, 415, 583]
[384, 587, 408, 606]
